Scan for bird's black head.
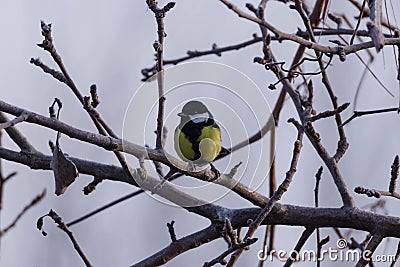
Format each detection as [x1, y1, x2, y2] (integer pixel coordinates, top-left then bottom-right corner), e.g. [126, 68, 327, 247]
[182, 101, 210, 115]
[178, 101, 213, 126]
[179, 101, 213, 117]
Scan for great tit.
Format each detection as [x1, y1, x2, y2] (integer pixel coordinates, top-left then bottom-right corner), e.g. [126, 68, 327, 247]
[174, 101, 228, 171]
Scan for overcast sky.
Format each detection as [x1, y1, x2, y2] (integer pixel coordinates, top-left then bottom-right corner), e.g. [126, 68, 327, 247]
[1, 1, 400, 266]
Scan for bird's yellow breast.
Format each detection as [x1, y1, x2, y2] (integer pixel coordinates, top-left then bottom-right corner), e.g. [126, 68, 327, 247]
[174, 125, 222, 164]
[175, 128, 195, 161]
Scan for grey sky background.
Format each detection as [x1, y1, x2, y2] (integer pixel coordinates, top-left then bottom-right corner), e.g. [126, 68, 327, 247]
[1, 1, 400, 266]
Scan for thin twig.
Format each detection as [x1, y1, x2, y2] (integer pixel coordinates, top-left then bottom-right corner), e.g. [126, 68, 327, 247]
[271, 53, 354, 207]
[335, 29, 393, 98]
[389, 155, 399, 193]
[309, 103, 350, 122]
[0, 112, 36, 152]
[131, 225, 220, 267]
[83, 177, 103, 195]
[67, 189, 144, 226]
[341, 107, 400, 127]
[34, 21, 132, 181]
[348, 0, 398, 30]
[283, 227, 315, 267]
[350, 0, 368, 45]
[355, 233, 384, 267]
[203, 238, 258, 267]
[1, 137, 400, 266]
[258, 225, 270, 267]
[0, 130, 2, 252]
[355, 186, 400, 199]
[141, 34, 263, 80]
[253, 2, 327, 253]
[390, 241, 400, 267]
[249, 3, 278, 261]
[367, 0, 385, 52]
[141, 27, 396, 80]
[0, 112, 29, 131]
[249, 5, 354, 206]
[67, 173, 182, 227]
[218, 0, 400, 56]
[314, 166, 323, 267]
[226, 124, 304, 266]
[294, 0, 350, 165]
[167, 220, 177, 242]
[225, 219, 238, 247]
[146, 1, 175, 149]
[0, 189, 45, 238]
[89, 84, 100, 108]
[37, 209, 93, 267]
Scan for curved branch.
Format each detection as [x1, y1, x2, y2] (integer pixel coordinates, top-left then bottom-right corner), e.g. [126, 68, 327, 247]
[131, 225, 221, 267]
[218, 0, 400, 55]
[132, 205, 400, 266]
[0, 99, 272, 208]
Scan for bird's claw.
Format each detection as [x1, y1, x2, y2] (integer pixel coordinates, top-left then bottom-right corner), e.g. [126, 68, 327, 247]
[210, 163, 220, 181]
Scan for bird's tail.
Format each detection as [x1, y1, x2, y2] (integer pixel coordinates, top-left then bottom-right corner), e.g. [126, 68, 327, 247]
[215, 146, 231, 160]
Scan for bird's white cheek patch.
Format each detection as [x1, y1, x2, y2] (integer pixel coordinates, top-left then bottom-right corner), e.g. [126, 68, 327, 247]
[189, 112, 209, 123]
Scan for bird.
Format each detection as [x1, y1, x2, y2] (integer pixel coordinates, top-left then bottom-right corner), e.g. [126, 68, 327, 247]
[174, 100, 229, 176]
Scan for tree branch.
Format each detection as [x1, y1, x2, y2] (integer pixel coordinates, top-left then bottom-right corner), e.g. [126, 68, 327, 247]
[0, 111, 36, 152]
[131, 225, 220, 267]
[146, 1, 175, 149]
[218, 0, 400, 56]
[283, 227, 315, 267]
[37, 209, 93, 267]
[226, 122, 304, 266]
[0, 189, 45, 238]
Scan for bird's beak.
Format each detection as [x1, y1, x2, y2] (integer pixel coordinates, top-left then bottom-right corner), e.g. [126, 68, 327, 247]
[177, 112, 184, 117]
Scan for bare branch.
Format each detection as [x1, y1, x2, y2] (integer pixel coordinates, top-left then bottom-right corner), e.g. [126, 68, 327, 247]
[390, 241, 400, 267]
[30, 57, 67, 83]
[0, 112, 36, 152]
[141, 27, 396, 80]
[34, 20, 132, 180]
[0, 112, 29, 131]
[67, 188, 145, 227]
[218, 0, 400, 56]
[83, 177, 103, 195]
[203, 237, 257, 267]
[89, 84, 100, 108]
[309, 102, 350, 122]
[283, 227, 315, 267]
[0, 189, 45, 238]
[350, 0, 368, 45]
[226, 125, 304, 266]
[146, 1, 175, 149]
[341, 107, 400, 127]
[261, 48, 354, 207]
[141, 35, 262, 80]
[131, 225, 220, 267]
[67, 173, 182, 227]
[0, 99, 275, 208]
[167, 220, 177, 243]
[367, 0, 385, 52]
[355, 155, 400, 200]
[37, 209, 93, 267]
[390, 155, 399, 193]
[314, 166, 323, 267]
[355, 233, 384, 267]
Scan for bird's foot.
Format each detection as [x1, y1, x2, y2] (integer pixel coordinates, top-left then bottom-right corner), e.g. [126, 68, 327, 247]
[187, 161, 196, 172]
[210, 163, 220, 181]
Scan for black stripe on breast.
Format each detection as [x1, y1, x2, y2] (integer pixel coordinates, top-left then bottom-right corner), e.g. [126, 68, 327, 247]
[181, 118, 214, 160]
